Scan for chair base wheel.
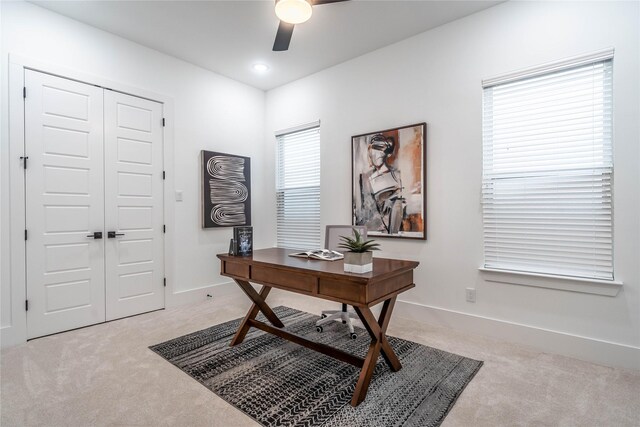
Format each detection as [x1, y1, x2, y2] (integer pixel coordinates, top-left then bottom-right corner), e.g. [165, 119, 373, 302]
[316, 326, 323, 333]
[350, 333, 357, 340]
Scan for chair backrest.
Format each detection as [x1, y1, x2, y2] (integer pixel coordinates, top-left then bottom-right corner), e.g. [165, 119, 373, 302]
[324, 225, 367, 252]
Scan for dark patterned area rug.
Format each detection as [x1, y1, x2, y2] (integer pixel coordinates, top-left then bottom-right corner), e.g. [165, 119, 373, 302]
[150, 306, 482, 427]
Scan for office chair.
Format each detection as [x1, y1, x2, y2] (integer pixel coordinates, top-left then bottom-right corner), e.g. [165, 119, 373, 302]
[315, 225, 367, 339]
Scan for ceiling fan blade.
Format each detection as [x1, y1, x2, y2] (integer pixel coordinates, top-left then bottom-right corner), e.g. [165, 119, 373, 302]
[311, 0, 349, 5]
[273, 21, 295, 51]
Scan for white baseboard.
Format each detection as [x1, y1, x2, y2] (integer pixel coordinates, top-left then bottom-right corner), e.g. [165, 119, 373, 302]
[211, 280, 245, 297]
[166, 281, 241, 308]
[1, 325, 25, 348]
[396, 300, 640, 371]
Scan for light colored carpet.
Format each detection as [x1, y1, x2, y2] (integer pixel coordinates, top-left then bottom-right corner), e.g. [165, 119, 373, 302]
[2, 289, 639, 426]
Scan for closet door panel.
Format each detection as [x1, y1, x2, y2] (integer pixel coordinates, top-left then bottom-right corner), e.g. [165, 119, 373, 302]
[25, 70, 105, 339]
[104, 90, 164, 321]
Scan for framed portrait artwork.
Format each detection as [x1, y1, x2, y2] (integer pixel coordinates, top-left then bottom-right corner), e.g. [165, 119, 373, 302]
[201, 150, 251, 228]
[352, 123, 426, 240]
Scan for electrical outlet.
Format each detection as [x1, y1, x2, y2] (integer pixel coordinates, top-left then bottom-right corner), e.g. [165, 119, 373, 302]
[465, 288, 476, 303]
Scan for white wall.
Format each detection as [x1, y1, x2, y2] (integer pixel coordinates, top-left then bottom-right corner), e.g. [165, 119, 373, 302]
[265, 1, 640, 369]
[1, 1, 267, 343]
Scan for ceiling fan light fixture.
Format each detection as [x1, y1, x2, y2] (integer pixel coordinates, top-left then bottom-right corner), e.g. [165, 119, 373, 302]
[275, 0, 313, 25]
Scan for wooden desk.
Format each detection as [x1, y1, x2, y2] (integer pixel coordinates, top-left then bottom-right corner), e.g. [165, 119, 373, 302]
[217, 247, 419, 406]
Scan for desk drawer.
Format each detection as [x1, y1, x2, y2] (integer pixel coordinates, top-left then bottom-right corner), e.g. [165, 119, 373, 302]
[319, 278, 365, 305]
[252, 266, 316, 293]
[224, 261, 249, 279]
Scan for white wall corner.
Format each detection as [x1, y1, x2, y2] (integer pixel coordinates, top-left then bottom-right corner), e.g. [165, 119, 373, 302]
[396, 299, 640, 372]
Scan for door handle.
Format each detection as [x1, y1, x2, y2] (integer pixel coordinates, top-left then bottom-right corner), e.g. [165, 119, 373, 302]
[86, 231, 103, 239]
[107, 231, 125, 238]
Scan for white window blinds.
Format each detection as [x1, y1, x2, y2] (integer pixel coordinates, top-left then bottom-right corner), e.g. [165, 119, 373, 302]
[482, 56, 613, 280]
[276, 125, 321, 249]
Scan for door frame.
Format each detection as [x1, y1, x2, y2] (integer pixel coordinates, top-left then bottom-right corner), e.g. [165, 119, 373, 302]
[5, 54, 176, 347]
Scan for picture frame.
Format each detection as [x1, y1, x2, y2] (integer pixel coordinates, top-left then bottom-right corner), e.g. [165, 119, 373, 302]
[351, 123, 426, 240]
[201, 150, 251, 228]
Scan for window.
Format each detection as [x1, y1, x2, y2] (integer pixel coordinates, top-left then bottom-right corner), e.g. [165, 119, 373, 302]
[276, 124, 321, 249]
[482, 51, 613, 280]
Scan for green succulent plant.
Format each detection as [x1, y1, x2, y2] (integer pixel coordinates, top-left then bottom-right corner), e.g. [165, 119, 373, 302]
[338, 229, 381, 253]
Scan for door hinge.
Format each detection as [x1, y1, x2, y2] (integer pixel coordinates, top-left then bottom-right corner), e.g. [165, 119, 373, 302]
[162, 118, 165, 127]
[163, 224, 166, 233]
[23, 87, 27, 99]
[25, 300, 29, 311]
[24, 229, 28, 241]
[20, 156, 28, 169]
[162, 170, 166, 180]
[163, 278, 167, 287]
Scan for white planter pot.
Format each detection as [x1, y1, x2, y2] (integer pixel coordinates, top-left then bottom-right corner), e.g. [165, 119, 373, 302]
[344, 251, 373, 273]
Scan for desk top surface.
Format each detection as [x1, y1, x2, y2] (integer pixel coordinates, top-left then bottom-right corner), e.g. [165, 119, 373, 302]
[217, 247, 419, 283]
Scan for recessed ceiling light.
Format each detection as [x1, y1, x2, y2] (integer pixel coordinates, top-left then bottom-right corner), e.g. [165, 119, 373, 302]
[253, 63, 269, 73]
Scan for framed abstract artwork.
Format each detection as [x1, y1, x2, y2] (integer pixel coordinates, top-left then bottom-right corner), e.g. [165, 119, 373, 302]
[352, 123, 426, 240]
[201, 150, 251, 228]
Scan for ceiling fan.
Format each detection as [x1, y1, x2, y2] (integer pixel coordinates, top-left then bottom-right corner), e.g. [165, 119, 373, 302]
[273, 0, 350, 51]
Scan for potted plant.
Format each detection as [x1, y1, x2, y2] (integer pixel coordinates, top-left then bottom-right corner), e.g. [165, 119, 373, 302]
[338, 229, 380, 273]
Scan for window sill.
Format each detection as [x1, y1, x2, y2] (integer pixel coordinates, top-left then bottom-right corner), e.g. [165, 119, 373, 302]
[478, 267, 623, 296]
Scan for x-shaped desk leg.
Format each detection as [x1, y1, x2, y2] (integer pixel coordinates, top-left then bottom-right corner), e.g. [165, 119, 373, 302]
[230, 280, 284, 346]
[351, 297, 401, 406]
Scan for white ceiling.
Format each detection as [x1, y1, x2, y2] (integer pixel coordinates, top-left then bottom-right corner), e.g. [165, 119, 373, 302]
[31, 0, 502, 91]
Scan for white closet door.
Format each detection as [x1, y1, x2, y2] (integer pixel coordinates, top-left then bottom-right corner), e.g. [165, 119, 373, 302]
[25, 70, 106, 339]
[104, 90, 164, 321]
